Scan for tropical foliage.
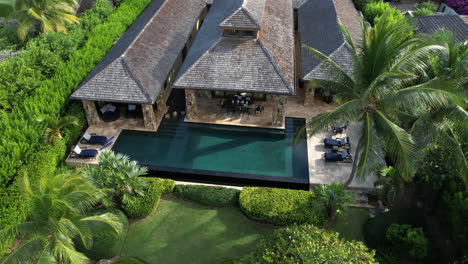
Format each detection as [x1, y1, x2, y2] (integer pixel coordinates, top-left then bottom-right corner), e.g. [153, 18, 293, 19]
[37, 115, 79, 145]
[83, 151, 147, 207]
[0, 173, 124, 264]
[302, 14, 463, 183]
[14, 0, 79, 40]
[313, 182, 355, 224]
[232, 224, 377, 264]
[386, 224, 429, 260]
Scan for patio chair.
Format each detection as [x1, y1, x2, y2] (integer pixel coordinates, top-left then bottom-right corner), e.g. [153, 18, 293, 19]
[80, 131, 108, 145]
[255, 105, 264, 115]
[324, 137, 350, 148]
[324, 149, 352, 163]
[71, 146, 98, 159]
[331, 121, 349, 134]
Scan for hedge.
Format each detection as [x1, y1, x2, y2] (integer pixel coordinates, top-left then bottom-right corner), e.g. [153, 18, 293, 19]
[239, 187, 326, 226]
[174, 185, 240, 207]
[231, 224, 377, 264]
[123, 178, 175, 219]
[0, 0, 152, 188]
[76, 208, 129, 260]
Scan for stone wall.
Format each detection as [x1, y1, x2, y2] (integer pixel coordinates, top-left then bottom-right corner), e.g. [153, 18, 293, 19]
[271, 95, 286, 127]
[142, 104, 157, 131]
[185, 89, 199, 120]
[82, 100, 100, 125]
[304, 81, 315, 106]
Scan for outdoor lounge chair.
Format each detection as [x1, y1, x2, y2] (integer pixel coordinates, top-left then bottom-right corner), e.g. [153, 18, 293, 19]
[80, 131, 108, 145]
[71, 146, 98, 158]
[324, 149, 352, 162]
[125, 104, 137, 119]
[324, 137, 350, 148]
[331, 122, 349, 134]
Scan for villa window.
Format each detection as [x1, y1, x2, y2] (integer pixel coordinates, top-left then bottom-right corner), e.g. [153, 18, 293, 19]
[241, 31, 256, 39]
[223, 30, 239, 38]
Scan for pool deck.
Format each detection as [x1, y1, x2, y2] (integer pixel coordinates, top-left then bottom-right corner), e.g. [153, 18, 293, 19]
[67, 94, 377, 191]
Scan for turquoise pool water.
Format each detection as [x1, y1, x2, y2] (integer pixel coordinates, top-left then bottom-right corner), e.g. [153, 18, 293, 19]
[112, 118, 308, 180]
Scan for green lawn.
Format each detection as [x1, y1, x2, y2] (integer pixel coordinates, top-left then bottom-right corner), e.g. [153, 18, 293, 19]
[331, 208, 370, 242]
[120, 195, 274, 264]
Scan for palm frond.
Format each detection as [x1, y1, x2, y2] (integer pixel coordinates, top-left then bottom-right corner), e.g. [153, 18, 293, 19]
[375, 110, 418, 180]
[355, 113, 386, 180]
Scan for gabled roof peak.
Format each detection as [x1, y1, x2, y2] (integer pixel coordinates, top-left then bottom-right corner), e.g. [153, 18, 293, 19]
[220, 7, 259, 29]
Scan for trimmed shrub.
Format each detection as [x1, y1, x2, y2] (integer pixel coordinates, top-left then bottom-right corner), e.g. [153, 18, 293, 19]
[239, 187, 326, 226]
[174, 185, 240, 207]
[0, 187, 28, 256]
[123, 178, 175, 219]
[386, 224, 429, 259]
[76, 208, 129, 260]
[231, 224, 377, 264]
[364, 207, 426, 249]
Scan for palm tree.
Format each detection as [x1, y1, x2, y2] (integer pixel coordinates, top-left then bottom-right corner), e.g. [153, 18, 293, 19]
[314, 182, 356, 225]
[83, 151, 147, 208]
[408, 31, 468, 179]
[37, 115, 79, 146]
[301, 14, 462, 184]
[14, 0, 79, 40]
[0, 172, 123, 264]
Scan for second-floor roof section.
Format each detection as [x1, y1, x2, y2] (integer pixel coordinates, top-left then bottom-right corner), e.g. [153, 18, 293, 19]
[219, 0, 266, 38]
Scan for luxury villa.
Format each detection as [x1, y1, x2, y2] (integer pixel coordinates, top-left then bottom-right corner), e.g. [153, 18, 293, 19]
[67, 0, 371, 190]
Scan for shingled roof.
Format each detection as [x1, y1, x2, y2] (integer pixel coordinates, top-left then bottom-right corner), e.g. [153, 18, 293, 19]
[415, 15, 468, 43]
[71, 0, 208, 104]
[174, 0, 295, 95]
[298, 0, 353, 81]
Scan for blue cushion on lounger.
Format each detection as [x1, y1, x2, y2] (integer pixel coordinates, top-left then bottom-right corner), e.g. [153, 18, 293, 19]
[324, 138, 340, 146]
[80, 149, 98, 158]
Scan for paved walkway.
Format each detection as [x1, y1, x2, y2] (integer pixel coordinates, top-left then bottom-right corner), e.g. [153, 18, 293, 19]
[333, 0, 362, 44]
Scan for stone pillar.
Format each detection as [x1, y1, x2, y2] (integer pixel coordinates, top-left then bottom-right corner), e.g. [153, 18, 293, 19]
[272, 95, 286, 127]
[142, 104, 157, 131]
[304, 82, 315, 106]
[185, 89, 199, 121]
[82, 100, 100, 125]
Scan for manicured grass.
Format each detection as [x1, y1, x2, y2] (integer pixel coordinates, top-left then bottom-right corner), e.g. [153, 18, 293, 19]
[120, 195, 274, 264]
[331, 208, 370, 242]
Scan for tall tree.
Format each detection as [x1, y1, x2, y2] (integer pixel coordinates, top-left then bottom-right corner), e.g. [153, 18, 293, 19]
[0, 172, 123, 264]
[37, 115, 79, 146]
[302, 14, 462, 184]
[14, 0, 79, 40]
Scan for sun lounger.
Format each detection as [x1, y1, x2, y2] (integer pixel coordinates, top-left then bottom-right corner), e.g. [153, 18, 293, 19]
[80, 132, 108, 145]
[324, 137, 350, 148]
[324, 149, 352, 163]
[71, 146, 98, 158]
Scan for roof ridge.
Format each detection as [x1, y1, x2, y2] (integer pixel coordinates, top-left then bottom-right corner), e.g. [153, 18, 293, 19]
[257, 40, 294, 94]
[241, 7, 260, 28]
[120, 58, 152, 103]
[303, 42, 351, 80]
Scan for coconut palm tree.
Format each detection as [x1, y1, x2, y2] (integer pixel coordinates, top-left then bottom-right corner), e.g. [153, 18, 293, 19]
[408, 31, 468, 179]
[314, 182, 355, 225]
[302, 14, 462, 184]
[0, 172, 123, 264]
[14, 0, 79, 40]
[37, 115, 79, 146]
[83, 151, 147, 208]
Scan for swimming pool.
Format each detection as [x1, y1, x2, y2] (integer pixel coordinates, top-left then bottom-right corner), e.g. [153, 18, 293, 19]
[112, 117, 309, 188]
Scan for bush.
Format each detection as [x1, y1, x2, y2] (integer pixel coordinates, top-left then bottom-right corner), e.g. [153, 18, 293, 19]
[353, 0, 373, 11]
[123, 178, 175, 219]
[232, 224, 377, 264]
[363, 1, 405, 25]
[174, 185, 240, 206]
[364, 207, 426, 249]
[386, 224, 429, 259]
[0, 187, 28, 256]
[0, 0, 149, 188]
[239, 187, 326, 226]
[417, 1, 437, 11]
[113, 257, 145, 264]
[76, 208, 128, 260]
[413, 7, 435, 16]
